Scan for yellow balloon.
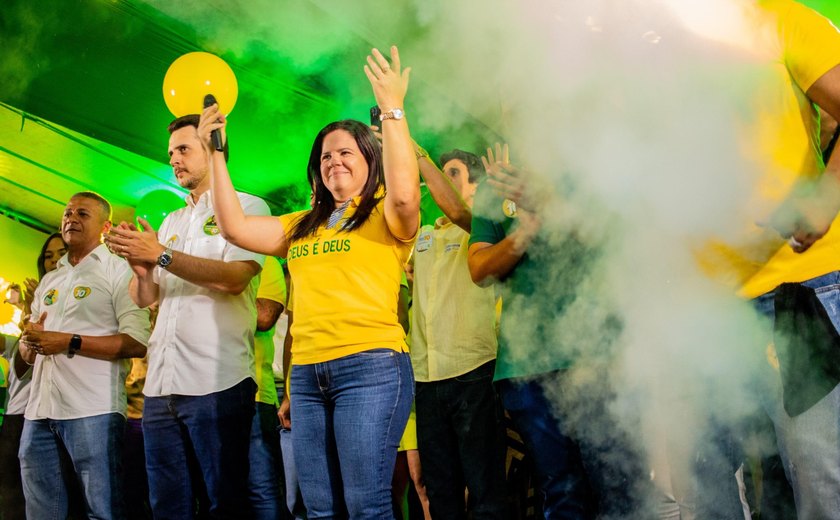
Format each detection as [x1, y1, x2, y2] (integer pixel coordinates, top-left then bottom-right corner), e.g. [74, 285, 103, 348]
[162, 52, 238, 117]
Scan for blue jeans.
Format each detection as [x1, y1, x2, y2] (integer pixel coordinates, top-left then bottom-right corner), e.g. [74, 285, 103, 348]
[290, 349, 414, 519]
[143, 378, 256, 520]
[497, 375, 594, 519]
[498, 370, 654, 519]
[754, 271, 840, 519]
[415, 360, 508, 519]
[279, 428, 307, 519]
[19, 413, 125, 520]
[249, 401, 282, 520]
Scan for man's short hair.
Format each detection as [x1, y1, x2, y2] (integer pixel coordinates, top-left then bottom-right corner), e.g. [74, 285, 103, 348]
[439, 149, 484, 184]
[71, 191, 112, 221]
[168, 114, 229, 163]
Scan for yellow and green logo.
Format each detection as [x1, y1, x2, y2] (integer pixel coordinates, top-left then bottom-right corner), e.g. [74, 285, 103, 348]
[43, 289, 58, 306]
[203, 215, 220, 236]
[73, 286, 92, 300]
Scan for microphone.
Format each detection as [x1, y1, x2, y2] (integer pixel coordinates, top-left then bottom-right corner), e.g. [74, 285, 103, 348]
[203, 94, 225, 152]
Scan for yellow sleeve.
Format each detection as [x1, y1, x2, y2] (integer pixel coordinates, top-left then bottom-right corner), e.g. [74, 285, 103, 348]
[782, 0, 840, 91]
[257, 256, 286, 304]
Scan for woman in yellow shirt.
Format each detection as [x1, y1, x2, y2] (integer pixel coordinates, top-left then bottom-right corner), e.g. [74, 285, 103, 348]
[207, 46, 419, 519]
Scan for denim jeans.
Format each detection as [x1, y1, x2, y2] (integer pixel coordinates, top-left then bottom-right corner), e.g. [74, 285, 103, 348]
[290, 349, 414, 519]
[249, 401, 282, 520]
[753, 270, 840, 519]
[498, 370, 655, 519]
[415, 360, 508, 519]
[279, 427, 307, 519]
[497, 375, 594, 519]
[19, 413, 125, 520]
[143, 378, 256, 520]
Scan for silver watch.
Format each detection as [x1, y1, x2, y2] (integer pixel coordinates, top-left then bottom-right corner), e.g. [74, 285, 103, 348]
[379, 108, 405, 121]
[157, 247, 173, 269]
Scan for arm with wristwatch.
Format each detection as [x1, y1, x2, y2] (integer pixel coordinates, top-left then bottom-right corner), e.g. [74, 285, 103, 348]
[109, 219, 260, 308]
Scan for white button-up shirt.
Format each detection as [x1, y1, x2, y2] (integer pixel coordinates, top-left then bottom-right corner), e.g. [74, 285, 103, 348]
[144, 191, 268, 397]
[26, 244, 151, 420]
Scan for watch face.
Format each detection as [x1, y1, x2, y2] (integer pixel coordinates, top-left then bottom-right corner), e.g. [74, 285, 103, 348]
[392, 108, 404, 119]
[158, 252, 173, 268]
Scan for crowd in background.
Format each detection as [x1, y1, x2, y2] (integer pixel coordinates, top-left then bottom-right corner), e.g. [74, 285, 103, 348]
[3, 1, 840, 519]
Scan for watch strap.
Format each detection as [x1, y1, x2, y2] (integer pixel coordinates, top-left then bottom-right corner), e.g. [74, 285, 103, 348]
[68, 334, 82, 358]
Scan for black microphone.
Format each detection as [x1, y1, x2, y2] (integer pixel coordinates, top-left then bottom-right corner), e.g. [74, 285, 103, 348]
[203, 94, 225, 152]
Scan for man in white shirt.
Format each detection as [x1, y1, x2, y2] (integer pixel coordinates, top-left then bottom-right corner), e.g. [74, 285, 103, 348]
[107, 114, 269, 518]
[18, 191, 150, 520]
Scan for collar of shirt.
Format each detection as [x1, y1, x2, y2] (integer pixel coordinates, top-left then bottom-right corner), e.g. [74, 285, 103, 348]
[434, 216, 452, 230]
[55, 243, 109, 269]
[186, 190, 211, 210]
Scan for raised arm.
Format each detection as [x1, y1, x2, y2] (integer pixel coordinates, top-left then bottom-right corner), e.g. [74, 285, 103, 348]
[200, 103, 291, 258]
[415, 144, 471, 232]
[468, 143, 545, 285]
[364, 46, 420, 241]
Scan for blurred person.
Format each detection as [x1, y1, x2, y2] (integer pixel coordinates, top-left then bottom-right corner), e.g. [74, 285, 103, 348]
[469, 145, 654, 519]
[698, 2, 840, 518]
[106, 111, 269, 518]
[0, 232, 65, 520]
[18, 192, 150, 519]
[208, 46, 418, 518]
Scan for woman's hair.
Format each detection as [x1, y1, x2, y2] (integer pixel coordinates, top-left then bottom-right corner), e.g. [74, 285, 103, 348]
[289, 120, 384, 242]
[37, 232, 66, 279]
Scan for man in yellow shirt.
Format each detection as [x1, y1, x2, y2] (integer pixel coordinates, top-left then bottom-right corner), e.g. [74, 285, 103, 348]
[703, 2, 840, 518]
[411, 149, 508, 518]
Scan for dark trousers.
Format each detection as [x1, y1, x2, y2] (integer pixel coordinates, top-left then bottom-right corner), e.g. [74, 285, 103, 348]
[416, 360, 509, 519]
[0, 414, 26, 520]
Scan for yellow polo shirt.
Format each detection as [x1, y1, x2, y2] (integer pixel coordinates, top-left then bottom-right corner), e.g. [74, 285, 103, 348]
[702, 0, 840, 298]
[280, 198, 415, 364]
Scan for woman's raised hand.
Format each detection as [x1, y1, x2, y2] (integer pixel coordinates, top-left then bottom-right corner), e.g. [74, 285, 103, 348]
[364, 46, 410, 113]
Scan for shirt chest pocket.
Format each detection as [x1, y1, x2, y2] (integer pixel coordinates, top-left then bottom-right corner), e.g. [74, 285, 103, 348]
[194, 235, 226, 261]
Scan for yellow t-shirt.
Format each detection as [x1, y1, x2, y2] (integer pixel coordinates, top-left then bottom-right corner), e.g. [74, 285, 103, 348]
[280, 197, 415, 364]
[703, 0, 840, 298]
[255, 256, 287, 405]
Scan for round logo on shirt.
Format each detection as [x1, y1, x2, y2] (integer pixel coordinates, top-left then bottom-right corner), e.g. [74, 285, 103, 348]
[43, 289, 58, 306]
[73, 286, 92, 300]
[203, 216, 220, 236]
[502, 199, 518, 218]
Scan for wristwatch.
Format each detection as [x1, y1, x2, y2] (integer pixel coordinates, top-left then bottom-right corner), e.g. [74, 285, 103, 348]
[157, 247, 173, 269]
[68, 334, 82, 358]
[379, 108, 405, 121]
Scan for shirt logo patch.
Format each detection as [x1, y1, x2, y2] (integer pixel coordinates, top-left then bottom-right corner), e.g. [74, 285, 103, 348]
[43, 289, 58, 306]
[502, 199, 518, 218]
[203, 216, 220, 236]
[416, 231, 433, 252]
[73, 286, 92, 300]
[445, 243, 461, 253]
